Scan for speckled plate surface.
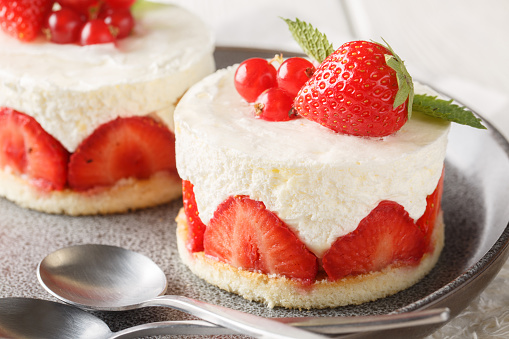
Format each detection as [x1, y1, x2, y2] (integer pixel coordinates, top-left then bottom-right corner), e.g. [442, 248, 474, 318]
[0, 48, 509, 339]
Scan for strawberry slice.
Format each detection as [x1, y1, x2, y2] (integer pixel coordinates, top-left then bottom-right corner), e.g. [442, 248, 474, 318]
[0, 0, 53, 42]
[182, 180, 206, 252]
[203, 195, 318, 283]
[0, 107, 69, 191]
[417, 170, 445, 249]
[322, 201, 426, 281]
[68, 116, 177, 191]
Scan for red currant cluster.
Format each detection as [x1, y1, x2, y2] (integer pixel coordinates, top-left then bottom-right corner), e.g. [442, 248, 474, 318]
[234, 57, 316, 121]
[45, 0, 136, 45]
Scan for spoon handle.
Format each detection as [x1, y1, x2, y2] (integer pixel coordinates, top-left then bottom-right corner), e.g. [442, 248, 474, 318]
[108, 307, 450, 338]
[140, 295, 326, 339]
[278, 307, 450, 333]
[109, 320, 237, 338]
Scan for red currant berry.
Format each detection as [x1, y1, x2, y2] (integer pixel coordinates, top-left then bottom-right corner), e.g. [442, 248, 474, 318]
[99, 8, 134, 39]
[57, 0, 100, 16]
[234, 58, 277, 103]
[45, 8, 84, 44]
[254, 88, 298, 122]
[104, 0, 136, 9]
[80, 19, 115, 45]
[277, 57, 316, 97]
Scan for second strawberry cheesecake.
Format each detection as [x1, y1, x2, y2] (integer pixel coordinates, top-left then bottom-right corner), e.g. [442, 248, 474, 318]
[0, 1, 215, 215]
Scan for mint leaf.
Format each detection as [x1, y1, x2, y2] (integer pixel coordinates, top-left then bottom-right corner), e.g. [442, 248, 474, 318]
[378, 39, 414, 119]
[281, 18, 334, 63]
[413, 94, 486, 129]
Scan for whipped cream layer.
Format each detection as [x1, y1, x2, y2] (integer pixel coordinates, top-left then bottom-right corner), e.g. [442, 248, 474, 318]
[175, 65, 450, 257]
[0, 3, 215, 152]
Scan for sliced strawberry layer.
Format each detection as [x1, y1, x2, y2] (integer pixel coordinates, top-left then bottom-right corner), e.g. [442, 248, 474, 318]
[0, 107, 69, 191]
[68, 116, 177, 191]
[203, 195, 318, 283]
[417, 169, 445, 250]
[322, 200, 427, 281]
[182, 180, 206, 252]
[195, 173, 444, 284]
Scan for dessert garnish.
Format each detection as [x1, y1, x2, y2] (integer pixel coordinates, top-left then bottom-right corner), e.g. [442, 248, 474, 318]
[294, 39, 412, 137]
[233, 17, 486, 133]
[234, 58, 278, 103]
[253, 87, 298, 121]
[0, 0, 136, 45]
[283, 17, 486, 135]
[277, 56, 317, 97]
[234, 55, 315, 122]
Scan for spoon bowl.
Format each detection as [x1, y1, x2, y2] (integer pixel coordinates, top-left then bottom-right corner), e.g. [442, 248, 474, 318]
[37, 244, 167, 311]
[0, 297, 238, 339]
[0, 297, 111, 339]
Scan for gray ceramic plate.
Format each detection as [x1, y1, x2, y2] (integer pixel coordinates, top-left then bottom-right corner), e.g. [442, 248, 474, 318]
[0, 48, 508, 339]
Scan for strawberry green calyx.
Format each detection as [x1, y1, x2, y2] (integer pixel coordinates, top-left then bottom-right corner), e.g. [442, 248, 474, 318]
[413, 94, 486, 129]
[377, 39, 414, 120]
[281, 18, 334, 63]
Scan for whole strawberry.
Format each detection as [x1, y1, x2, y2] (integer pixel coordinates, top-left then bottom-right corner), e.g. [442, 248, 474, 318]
[294, 40, 413, 137]
[284, 18, 485, 132]
[0, 0, 54, 42]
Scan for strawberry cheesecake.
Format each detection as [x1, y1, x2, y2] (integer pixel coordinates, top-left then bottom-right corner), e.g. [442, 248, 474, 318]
[0, 1, 215, 215]
[174, 22, 485, 309]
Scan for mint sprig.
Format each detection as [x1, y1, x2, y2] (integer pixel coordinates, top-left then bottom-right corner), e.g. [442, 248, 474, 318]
[413, 94, 486, 129]
[281, 18, 334, 63]
[283, 18, 486, 130]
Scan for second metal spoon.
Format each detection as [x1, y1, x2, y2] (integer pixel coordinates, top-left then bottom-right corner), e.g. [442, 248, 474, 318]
[0, 297, 238, 339]
[0, 297, 449, 338]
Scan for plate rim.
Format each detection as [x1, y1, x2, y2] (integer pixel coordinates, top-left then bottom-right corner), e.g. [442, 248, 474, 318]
[396, 94, 509, 314]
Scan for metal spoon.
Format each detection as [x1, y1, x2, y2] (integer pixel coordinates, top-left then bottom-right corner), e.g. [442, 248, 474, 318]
[0, 297, 450, 338]
[37, 244, 449, 337]
[37, 244, 324, 339]
[0, 297, 238, 338]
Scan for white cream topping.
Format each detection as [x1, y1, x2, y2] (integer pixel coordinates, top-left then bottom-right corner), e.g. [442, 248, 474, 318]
[0, 3, 215, 151]
[175, 65, 450, 257]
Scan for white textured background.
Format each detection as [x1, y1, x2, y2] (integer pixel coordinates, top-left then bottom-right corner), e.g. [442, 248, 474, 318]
[170, 1, 509, 337]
